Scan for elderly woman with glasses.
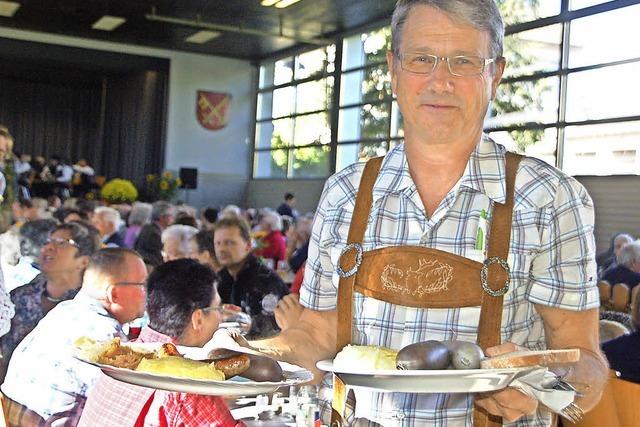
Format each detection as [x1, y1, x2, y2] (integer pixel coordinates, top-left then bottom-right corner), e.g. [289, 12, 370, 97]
[0, 221, 100, 381]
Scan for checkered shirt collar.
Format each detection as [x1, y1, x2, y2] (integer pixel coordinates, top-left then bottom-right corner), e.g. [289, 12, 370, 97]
[372, 135, 508, 205]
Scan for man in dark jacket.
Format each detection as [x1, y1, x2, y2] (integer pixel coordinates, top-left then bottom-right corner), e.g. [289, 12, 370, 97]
[134, 201, 174, 268]
[602, 287, 640, 383]
[214, 216, 289, 339]
[601, 241, 640, 290]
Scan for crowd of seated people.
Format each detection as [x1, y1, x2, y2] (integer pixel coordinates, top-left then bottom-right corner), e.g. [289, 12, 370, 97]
[15, 152, 98, 200]
[0, 189, 314, 425]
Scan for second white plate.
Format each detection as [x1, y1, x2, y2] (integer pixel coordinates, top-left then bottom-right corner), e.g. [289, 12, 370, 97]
[316, 359, 531, 393]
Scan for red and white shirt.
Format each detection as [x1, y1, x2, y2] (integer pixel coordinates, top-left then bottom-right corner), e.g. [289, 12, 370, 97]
[78, 326, 244, 427]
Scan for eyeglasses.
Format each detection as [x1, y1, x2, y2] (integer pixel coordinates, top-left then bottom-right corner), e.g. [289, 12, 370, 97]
[200, 306, 226, 315]
[113, 281, 147, 289]
[396, 52, 499, 77]
[46, 236, 80, 249]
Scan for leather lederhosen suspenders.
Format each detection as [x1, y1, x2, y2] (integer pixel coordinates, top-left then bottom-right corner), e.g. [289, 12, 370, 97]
[330, 152, 522, 427]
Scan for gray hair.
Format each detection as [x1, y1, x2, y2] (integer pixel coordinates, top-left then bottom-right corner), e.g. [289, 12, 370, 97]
[261, 209, 282, 232]
[617, 241, 640, 268]
[391, 0, 504, 58]
[161, 224, 198, 255]
[129, 202, 152, 226]
[94, 206, 121, 227]
[19, 219, 58, 258]
[151, 201, 174, 222]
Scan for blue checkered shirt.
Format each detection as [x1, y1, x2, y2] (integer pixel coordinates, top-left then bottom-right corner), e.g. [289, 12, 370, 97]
[1, 291, 127, 420]
[300, 137, 599, 427]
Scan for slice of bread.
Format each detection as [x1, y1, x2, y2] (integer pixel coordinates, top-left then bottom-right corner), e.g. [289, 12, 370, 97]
[480, 348, 581, 369]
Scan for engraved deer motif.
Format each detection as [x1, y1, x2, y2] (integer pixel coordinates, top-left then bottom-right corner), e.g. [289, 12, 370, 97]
[381, 258, 453, 296]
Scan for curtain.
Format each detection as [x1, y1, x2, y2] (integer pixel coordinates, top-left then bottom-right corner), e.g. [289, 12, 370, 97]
[0, 67, 168, 189]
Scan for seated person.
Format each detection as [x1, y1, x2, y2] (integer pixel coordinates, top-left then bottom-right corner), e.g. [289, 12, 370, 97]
[189, 229, 222, 273]
[597, 233, 634, 276]
[214, 216, 289, 339]
[4, 218, 57, 292]
[135, 201, 174, 268]
[2, 248, 147, 425]
[253, 210, 286, 267]
[79, 259, 244, 427]
[92, 206, 125, 247]
[286, 216, 313, 273]
[0, 221, 100, 381]
[601, 241, 640, 289]
[161, 224, 198, 262]
[602, 289, 640, 382]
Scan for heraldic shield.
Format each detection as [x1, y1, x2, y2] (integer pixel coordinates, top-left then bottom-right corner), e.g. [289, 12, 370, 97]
[196, 91, 232, 131]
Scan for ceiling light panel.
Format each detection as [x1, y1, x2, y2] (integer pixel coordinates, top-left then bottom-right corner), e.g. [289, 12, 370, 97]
[185, 30, 221, 44]
[274, 0, 303, 8]
[92, 15, 126, 31]
[260, 0, 280, 6]
[0, 1, 20, 17]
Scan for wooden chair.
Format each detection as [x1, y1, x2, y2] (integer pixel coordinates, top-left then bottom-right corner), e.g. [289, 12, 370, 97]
[611, 283, 630, 312]
[598, 281, 612, 310]
[630, 285, 639, 313]
[564, 370, 640, 427]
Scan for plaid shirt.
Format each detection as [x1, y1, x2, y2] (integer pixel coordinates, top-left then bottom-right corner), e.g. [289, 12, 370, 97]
[78, 326, 244, 427]
[300, 137, 599, 427]
[1, 291, 126, 422]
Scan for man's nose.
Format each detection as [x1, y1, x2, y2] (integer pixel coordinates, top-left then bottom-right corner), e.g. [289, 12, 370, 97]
[426, 59, 454, 91]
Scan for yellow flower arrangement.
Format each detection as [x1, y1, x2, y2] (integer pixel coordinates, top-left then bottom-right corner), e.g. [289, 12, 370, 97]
[144, 171, 180, 201]
[100, 179, 139, 204]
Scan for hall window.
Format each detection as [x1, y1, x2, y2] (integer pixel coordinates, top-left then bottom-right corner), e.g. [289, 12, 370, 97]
[253, 0, 640, 178]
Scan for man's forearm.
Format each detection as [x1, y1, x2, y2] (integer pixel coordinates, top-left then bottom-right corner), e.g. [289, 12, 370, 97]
[249, 308, 337, 372]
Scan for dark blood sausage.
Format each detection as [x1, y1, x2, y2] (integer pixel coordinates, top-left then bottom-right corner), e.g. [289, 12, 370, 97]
[241, 354, 283, 382]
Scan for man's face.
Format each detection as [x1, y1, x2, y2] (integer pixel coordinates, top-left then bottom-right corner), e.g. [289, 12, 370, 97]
[614, 235, 633, 258]
[214, 226, 251, 269]
[110, 255, 148, 323]
[387, 5, 504, 147]
[163, 237, 186, 262]
[188, 239, 212, 267]
[40, 229, 86, 276]
[92, 213, 112, 237]
[196, 293, 223, 347]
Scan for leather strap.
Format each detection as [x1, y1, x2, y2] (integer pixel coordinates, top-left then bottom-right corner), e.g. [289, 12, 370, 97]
[335, 156, 383, 353]
[473, 151, 521, 427]
[332, 152, 522, 426]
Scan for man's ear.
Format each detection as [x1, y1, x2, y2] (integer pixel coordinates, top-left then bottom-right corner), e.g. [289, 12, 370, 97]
[387, 50, 398, 97]
[76, 255, 90, 272]
[490, 57, 506, 100]
[105, 284, 117, 304]
[191, 308, 204, 332]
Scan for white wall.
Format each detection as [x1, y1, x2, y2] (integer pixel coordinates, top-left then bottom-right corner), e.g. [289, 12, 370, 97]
[0, 26, 255, 208]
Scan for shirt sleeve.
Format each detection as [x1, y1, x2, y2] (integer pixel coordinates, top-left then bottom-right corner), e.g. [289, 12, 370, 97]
[299, 165, 362, 311]
[526, 174, 600, 311]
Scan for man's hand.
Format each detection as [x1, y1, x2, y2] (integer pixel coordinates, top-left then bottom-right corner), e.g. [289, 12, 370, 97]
[275, 293, 304, 331]
[474, 342, 539, 422]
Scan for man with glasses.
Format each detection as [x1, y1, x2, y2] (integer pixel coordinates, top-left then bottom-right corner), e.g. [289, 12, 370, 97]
[79, 258, 244, 427]
[2, 248, 147, 426]
[248, 1, 608, 426]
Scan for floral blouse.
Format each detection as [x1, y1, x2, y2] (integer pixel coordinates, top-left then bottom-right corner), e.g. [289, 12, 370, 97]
[0, 274, 78, 379]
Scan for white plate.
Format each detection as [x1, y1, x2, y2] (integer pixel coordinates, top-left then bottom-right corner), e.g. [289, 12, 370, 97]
[75, 348, 313, 396]
[316, 359, 532, 393]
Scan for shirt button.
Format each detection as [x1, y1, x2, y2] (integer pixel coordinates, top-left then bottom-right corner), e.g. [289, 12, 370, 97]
[392, 410, 405, 419]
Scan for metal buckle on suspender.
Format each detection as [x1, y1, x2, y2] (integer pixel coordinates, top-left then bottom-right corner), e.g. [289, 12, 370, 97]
[335, 243, 364, 278]
[480, 256, 511, 297]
